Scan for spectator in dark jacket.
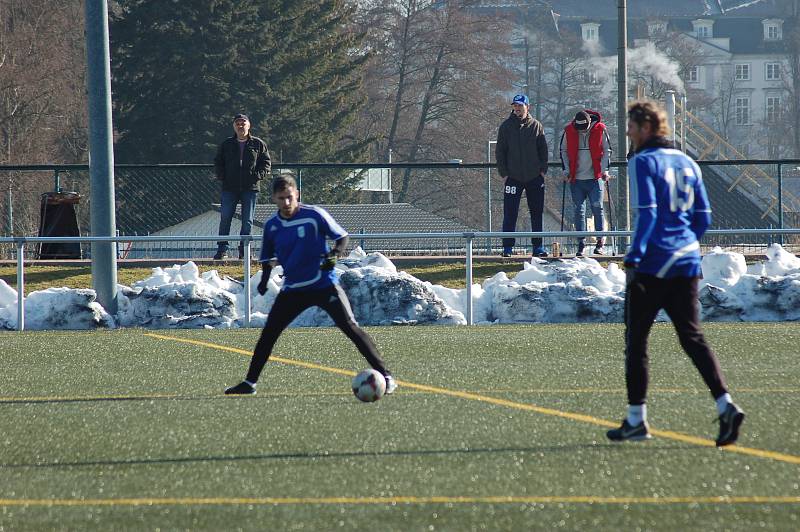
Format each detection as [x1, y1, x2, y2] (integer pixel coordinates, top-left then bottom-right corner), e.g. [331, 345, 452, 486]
[496, 94, 549, 257]
[213, 113, 271, 260]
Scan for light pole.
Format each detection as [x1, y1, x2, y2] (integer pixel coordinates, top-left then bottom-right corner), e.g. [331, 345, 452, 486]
[388, 148, 393, 204]
[487, 140, 497, 255]
[524, 37, 530, 101]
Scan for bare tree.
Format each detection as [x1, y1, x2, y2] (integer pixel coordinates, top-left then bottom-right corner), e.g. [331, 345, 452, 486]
[353, 1, 511, 227]
[0, 0, 87, 235]
[711, 66, 737, 145]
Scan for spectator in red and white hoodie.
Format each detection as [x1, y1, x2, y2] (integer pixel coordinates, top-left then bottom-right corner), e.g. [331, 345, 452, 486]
[559, 110, 612, 256]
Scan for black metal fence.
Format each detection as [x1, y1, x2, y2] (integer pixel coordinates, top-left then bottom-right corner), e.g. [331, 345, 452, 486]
[1, 160, 798, 259]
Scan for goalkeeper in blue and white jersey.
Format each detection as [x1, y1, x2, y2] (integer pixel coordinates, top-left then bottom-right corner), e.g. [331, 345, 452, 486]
[224, 175, 396, 396]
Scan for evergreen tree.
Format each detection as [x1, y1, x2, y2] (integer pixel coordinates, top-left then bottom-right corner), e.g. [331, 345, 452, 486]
[111, 1, 266, 163]
[256, 0, 370, 202]
[111, 0, 368, 202]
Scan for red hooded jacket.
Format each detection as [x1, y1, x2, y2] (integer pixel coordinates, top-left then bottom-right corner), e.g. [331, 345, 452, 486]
[564, 111, 607, 183]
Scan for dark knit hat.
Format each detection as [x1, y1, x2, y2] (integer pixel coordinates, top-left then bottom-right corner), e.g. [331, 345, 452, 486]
[573, 111, 591, 131]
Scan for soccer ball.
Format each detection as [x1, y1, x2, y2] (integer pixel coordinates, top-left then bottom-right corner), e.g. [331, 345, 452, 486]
[352, 369, 386, 402]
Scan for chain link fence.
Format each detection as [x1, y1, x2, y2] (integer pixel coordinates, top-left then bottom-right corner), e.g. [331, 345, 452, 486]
[0, 161, 798, 260]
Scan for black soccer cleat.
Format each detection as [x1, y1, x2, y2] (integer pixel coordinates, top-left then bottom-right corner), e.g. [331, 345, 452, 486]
[607, 419, 652, 442]
[224, 381, 256, 395]
[715, 403, 745, 447]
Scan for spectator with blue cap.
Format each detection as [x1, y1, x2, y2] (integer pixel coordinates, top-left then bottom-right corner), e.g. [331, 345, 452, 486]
[495, 94, 549, 257]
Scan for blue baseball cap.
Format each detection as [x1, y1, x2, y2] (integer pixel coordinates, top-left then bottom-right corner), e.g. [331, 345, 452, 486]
[512, 94, 529, 105]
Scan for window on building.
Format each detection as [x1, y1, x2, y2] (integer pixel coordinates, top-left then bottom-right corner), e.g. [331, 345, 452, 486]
[766, 63, 781, 81]
[687, 66, 699, 83]
[582, 70, 600, 85]
[766, 97, 781, 123]
[762, 19, 783, 40]
[735, 97, 750, 125]
[692, 19, 713, 39]
[735, 64, 750, 81]
[648, 21, 666, 37]
[581, 23, 600, 43]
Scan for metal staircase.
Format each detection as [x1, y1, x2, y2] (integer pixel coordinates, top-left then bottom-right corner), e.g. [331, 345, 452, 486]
[675, 101, 800, 227]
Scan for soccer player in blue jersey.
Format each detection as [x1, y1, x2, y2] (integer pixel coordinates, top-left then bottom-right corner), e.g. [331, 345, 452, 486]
[225, 175, 396, 396]
[607, 100, 744, 446]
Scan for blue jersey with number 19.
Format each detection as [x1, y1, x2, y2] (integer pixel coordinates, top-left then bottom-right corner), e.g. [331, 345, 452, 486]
[626, 147, 712, 278]
[259, 204, 348, 291]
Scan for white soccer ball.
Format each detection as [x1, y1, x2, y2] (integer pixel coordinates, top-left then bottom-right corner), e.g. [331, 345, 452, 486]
[352, 369, 386, 402]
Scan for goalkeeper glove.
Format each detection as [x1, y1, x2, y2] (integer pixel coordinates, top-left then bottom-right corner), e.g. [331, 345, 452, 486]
[320, 252, 337, 271]
[257, 279, 269, 296]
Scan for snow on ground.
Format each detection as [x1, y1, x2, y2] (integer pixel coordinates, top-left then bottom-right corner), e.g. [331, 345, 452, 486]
[0, 245, 799, 330]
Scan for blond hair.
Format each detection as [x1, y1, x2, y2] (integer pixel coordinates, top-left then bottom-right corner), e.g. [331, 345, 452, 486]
[627, 99, 671, 137]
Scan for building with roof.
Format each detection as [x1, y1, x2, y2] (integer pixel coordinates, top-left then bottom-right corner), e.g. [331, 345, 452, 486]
[463, 0, 796, 158]
[125, 203, 478, 259]
[122, 199, 565, 259]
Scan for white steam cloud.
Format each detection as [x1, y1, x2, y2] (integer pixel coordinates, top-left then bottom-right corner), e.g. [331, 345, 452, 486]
[585, 41, 685, 95]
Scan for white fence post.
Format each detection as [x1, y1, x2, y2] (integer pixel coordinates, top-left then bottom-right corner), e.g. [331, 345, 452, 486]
[16, 240, 24, 331]
[465, 234, 474, 325]
[243, 238, 251, 327]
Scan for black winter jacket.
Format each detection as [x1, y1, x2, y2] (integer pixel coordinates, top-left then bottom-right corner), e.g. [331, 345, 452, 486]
[495, 112, 548, 183]
[214, 135, 271, 192]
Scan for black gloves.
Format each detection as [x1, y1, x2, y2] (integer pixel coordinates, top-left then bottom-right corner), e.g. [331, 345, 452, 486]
[257, 265, 273, 295]
[321, 252, 337, 271]
[257, 278, 269, 296]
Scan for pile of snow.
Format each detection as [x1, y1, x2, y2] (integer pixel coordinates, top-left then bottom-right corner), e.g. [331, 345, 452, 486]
[0, 245, 798, 330]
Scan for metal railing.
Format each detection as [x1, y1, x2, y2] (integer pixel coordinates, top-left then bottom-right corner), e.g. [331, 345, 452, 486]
[2, 228, 800, 331]
[2, 159, 799, 252]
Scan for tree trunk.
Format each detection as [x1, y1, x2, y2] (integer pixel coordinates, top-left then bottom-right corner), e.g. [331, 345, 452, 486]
[397, 43, 445, 202]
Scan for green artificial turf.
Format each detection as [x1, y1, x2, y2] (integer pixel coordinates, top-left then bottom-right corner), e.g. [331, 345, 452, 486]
[0, 323, 798, 531]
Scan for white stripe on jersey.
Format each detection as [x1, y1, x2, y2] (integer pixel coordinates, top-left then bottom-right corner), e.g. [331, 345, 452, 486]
[285, 271, 322, 289]
[276, 215, 319, 234]
[655, 240, 700, 278]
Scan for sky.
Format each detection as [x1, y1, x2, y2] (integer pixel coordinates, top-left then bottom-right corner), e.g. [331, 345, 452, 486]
[0, 244, 799, 330]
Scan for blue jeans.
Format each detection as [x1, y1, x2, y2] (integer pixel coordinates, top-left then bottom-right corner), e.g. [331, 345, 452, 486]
[217, 190, 257, 252]
[570, 179, 604, 248]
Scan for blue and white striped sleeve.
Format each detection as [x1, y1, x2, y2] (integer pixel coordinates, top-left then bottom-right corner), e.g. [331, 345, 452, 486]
[625, 155, 657, 266]
[317, 207, 348, 241]
[259, 219, 276, 263]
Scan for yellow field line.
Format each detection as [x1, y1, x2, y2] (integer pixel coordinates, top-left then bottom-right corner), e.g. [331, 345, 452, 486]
[144, 332, 800, 466]
[2, 495, 800, 507]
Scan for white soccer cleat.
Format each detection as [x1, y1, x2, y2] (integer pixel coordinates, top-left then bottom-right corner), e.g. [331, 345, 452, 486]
[385, 375, 397, 395]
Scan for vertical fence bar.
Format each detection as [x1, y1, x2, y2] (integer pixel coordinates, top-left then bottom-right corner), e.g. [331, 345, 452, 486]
[243, 238, 252, 327]
[16, 240, 24, 331]
[486, 141, 496, 255]
[777, 163, 784, 246]
[465, 233, 474, 325]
